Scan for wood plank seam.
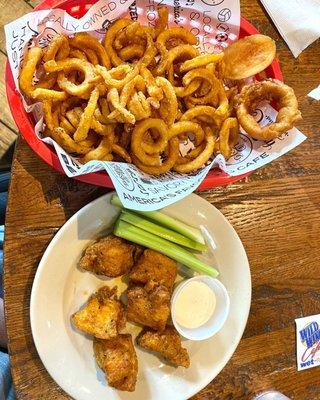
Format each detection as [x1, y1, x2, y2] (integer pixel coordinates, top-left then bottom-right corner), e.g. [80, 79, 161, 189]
[0, 119, 18, 136]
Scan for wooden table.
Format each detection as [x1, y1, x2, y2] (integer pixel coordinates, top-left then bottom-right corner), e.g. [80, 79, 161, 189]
[2, 0, 320, 399]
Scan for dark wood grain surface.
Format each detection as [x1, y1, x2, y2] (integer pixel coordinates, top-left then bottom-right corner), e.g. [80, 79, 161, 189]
[3, 0, 320, 399]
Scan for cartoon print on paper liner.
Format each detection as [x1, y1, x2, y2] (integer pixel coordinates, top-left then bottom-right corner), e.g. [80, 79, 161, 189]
[218, 8, 231, 22]
[226, 107, 262, 166]
[201, 0, 225, 6]
[226, 134, 253, 166]
[107, 164, 136, 192]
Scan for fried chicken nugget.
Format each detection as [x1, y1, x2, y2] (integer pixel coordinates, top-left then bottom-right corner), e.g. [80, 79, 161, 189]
[71, 286, 125, 339]
[126, 281, 170, 331]
[80, 235, 136, 277]
[129, 249, 178, 292]
[93, 334, 138, 392]
[137, 326, 190, 368]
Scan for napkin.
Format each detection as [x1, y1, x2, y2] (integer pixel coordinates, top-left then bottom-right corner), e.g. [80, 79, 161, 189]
[260, 0, 320, 57]
[308, 85, 320, 100]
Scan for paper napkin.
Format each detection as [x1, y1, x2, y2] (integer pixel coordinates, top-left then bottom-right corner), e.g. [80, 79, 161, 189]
[260, 0, 320, 57]
[308, 85, 320, 100]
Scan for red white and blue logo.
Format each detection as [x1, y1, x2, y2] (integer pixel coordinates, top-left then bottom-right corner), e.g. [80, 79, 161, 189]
[298, 322, 320, 370]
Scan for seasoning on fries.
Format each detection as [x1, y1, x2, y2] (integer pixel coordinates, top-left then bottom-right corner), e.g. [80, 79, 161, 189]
[19, 8, 301, 176]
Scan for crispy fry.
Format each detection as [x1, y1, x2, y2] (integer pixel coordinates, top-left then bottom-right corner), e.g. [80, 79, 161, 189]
[156, 44, 199, 76]
[45, 58, 98, 98]
[42, 100, 58, 132]
[128, 92, 151, 120]
[19, 47, 67, 101]
[154, 7, 169, 38]
[183, 68, 220, 105]
[51, 127, 93, 154]
[156, 27, 197, 55]
[20, 16, 299, 176]
[69, 48, 87, 60]
[91, 118, 115, 138]
[74, 88, 99, 142]
[131, 118, 167, 164]
[175, 79, 202, 97]
[43, 34, 70, 62]
[83, 137, 112, 162]
[96, 64, 139, 90]
[140, 31, 158, 67]
[140, 65, 163, 102]
[60, 116, 76, 135]
[83, 48, 99, 65]
[119, 44, 145, 61]
[120, 75, 145, 107]
[180, 105, 217, 124]
[70, 32, 110, 68]
[169, 121, 205, 146]
[156, 77, 178, 126]
[108, 88, 135, 125]
[174, 127, 215, 173]
[217, 117, 239, 159]
[180, 53, 224, 73]
[131, 137, 179, 175]
[112, 143, 132, 163]
[104, 19, 133, 66]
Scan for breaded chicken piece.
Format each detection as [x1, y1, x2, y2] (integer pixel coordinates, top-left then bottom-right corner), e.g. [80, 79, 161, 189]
[72, 286, 125, 339]
[126, 281, 170, 331]
[129, 249, 177, 291]
[93, 334, 138, 392]
[80, 235, 136, 277]
[137, 326, 190, 368]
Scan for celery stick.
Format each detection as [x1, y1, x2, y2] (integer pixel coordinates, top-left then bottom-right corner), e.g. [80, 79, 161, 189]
[114, 219, 219, 277]
[110, 194, 205, 245]
[120, 210, 207, 251]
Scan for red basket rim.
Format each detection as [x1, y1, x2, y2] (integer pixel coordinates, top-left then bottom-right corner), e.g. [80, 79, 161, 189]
[5, 2, 283, 189]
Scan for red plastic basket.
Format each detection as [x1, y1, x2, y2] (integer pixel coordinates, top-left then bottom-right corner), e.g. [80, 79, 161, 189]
[5, 0, 283, 189]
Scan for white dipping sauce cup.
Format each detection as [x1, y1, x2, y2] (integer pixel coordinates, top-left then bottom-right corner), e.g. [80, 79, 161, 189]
[171, 275, 230, 341]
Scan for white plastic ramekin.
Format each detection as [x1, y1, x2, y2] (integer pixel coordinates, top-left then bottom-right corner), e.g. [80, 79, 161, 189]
[171, 275, 230, 341]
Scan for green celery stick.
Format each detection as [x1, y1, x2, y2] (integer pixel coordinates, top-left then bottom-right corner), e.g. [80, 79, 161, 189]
[110, 194, 205, 245]
[120, 210, 207, 252]
[114, 219, 219, 277]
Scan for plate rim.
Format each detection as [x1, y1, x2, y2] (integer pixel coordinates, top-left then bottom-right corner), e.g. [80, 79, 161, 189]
[30, 192, 252, 400]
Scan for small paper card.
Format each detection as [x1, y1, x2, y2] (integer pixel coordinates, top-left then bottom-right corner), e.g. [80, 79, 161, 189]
[295, 314, 320, 371]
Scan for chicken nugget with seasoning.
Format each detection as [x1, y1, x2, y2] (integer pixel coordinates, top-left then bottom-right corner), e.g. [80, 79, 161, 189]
[129, 249, 177, 291]
[126, 281, 170, 332]
[93, 334, 138, 392]
[137, 326, 190, 368]
[80, 235, 137, 277]
[72, 286, 125, 339]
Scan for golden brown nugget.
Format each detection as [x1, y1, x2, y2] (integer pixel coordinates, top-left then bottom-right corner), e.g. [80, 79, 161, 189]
[80, 235, 136, 277]
[129, 249, 177, 291]
[126, 281, 170, 332]
[94, 334, 138, 392]
[72, 286, 125, 339]
[137, 326, 190, 368]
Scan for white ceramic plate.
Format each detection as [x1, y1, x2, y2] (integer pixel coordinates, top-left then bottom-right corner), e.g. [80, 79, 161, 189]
[30, 193, 251, 400]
